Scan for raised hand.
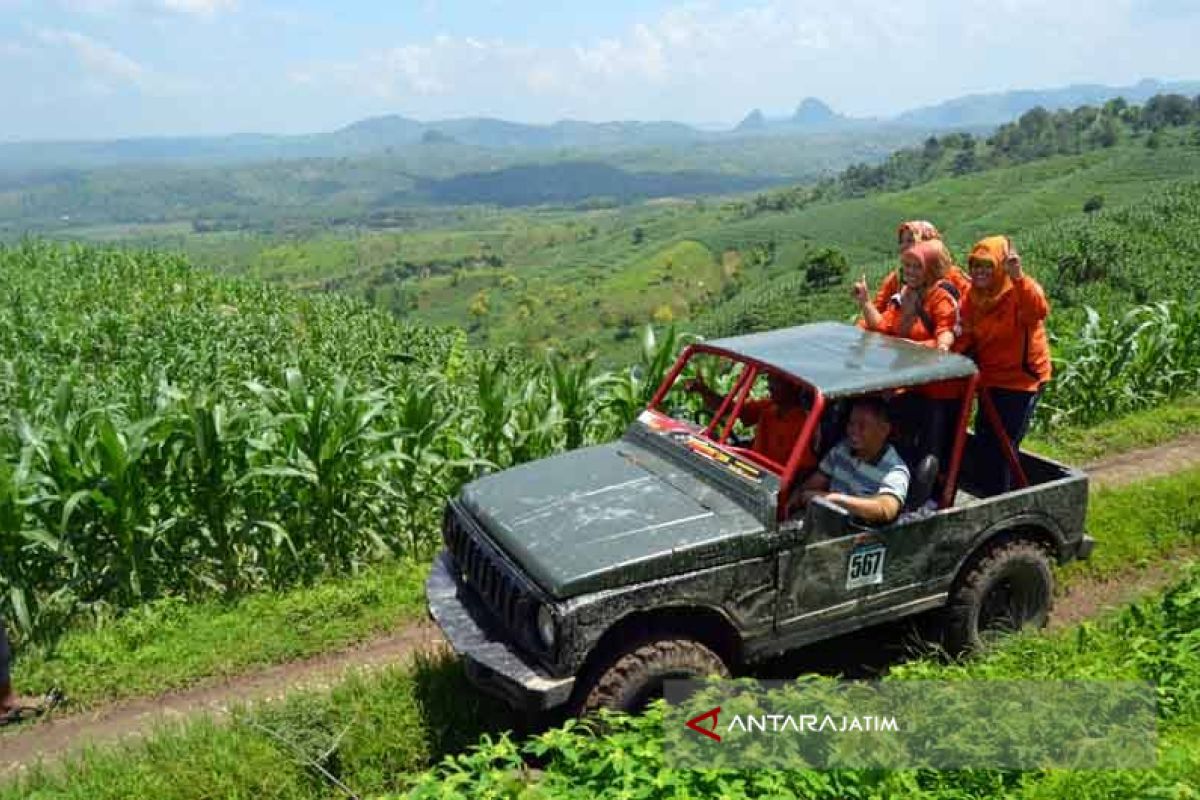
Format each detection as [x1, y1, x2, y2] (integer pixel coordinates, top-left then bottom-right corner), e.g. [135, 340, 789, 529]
[1005, 244, 1024, 280]
[851, 274, 870, 306]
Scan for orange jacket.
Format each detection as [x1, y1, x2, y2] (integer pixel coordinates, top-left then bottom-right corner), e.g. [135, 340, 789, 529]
[957, 275, 1052, 391]
[873, 283, 959, 343]
[872, 265, 971, 313]
[740, 399, 816, 471]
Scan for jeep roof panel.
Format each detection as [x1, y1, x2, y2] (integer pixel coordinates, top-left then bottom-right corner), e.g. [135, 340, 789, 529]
[705, 322, 978, 398]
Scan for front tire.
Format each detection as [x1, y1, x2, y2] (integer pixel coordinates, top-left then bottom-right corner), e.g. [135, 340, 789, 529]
[579, 638, 729, 715]
[944, 539, 1053, 655]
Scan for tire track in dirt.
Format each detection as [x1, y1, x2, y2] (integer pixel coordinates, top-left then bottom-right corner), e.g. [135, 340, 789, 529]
[4, 435, 1200, 773]
[1048, 435, 1200, 629]
[0, 622, 445, 775]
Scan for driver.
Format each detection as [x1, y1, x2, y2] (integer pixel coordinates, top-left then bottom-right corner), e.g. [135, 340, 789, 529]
[683, 372, 816, 471]
[794, 396, 910, 525]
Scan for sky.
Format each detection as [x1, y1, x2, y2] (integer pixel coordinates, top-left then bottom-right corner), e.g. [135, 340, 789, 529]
[1, 0, 1199, 141]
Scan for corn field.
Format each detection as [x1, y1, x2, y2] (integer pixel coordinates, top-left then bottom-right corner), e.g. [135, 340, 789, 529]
[0, 243, 686, 639]
[1042, 301, 1200, 428]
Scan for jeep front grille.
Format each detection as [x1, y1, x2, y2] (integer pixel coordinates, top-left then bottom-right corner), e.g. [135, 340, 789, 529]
[443, 504, 528, 634]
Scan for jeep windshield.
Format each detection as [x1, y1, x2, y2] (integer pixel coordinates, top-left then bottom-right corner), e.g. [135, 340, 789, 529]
[634, 347, 821, 496]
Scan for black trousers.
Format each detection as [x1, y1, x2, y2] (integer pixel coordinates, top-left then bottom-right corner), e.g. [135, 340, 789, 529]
[975, 387, 1042, 495]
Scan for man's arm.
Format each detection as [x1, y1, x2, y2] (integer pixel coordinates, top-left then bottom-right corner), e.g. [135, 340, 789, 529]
[825, 492, 901, 524]
[827, 456, 909, 524]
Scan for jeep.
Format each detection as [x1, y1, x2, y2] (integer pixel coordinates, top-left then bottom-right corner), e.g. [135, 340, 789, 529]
[426, 322, 1094, 714]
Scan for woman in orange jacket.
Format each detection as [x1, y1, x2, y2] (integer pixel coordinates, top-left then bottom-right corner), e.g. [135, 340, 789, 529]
[854, 240, 960, 350]
[956, 235, 1052, 494]
[855, 239, 963, 469]
[872, 221, 971, 313]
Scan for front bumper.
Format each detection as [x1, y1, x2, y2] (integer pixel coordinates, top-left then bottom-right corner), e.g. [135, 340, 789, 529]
[426, 550, 575, 712]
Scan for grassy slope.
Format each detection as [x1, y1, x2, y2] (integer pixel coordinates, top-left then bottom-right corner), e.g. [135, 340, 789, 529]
[6, 464, 1200, 798]
[1027, 396, 1200, 463]
[694, 136, 1200, 337]
[147, 134, 1200, 362]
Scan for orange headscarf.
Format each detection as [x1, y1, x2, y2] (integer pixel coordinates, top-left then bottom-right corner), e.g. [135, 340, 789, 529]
[966, 236, 1013, 313]
[901, 240, 950, 287]
[897, 220, 942, 248]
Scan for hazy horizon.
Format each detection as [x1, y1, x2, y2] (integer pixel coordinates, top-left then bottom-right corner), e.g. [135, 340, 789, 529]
[2, 0, 1199, 142]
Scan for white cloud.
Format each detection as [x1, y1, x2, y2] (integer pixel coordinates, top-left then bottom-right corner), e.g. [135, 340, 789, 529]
[36, 27, 150, 87]
[289, 0, 991, 119]
[32, 27, 188, 97]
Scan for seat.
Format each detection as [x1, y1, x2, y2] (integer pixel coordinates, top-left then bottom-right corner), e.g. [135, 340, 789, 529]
[815, 399, 848, 462]
[904, 454, 939, 512]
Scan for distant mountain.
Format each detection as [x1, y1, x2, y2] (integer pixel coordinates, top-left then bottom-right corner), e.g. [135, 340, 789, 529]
[420, 161, 778, 206]
[3, 78, 1198, 173]
[896, 78, 1200, 128]
[734, 98, 859, 133]
[736, 109, 768, 132]
[0, 116, 709, 171]
[793, 98, 844, 127]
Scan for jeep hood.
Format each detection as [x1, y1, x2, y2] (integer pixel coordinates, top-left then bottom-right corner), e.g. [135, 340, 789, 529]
[457, 441, 767, 598]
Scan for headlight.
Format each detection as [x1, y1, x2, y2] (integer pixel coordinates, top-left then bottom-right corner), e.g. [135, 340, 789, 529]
[536, 605, 557, 650]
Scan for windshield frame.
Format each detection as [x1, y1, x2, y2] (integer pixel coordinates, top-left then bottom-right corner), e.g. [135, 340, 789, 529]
[644, 343, 827, 517]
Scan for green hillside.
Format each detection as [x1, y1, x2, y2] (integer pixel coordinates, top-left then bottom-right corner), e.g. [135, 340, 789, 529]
[0, 128, 936, 236]
[25, 94, 1198, 367]
[696, 135, 1200, 339]
[167, 126, 1198, 361]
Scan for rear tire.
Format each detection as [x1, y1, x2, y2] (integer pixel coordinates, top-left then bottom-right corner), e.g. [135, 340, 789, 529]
[579, 638, 729, 716]
[943, 539, 1053, 655]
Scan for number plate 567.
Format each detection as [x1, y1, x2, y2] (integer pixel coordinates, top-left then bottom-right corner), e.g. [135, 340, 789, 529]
[846, 545, 886, 589]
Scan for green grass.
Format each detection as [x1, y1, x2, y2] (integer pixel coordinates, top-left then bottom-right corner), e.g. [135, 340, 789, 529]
[396, 562, 1200, 799]
[6, 466, 1200, 798]
[11, 558, 429, 709]
[1066, 469, 1200, 580]
[2, 651, 517, 800]
[1027, 395, 1200, 464]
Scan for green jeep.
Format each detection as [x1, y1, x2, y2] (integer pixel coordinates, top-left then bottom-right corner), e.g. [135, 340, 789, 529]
[426, 323, 1094, 715]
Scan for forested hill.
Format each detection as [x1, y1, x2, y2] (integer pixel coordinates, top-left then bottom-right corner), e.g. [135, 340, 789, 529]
[420, 162, 778, 206]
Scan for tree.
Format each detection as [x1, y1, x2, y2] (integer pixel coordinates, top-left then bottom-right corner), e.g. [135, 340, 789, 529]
[951, 148, 977, 176]
[631, 227, 645, 246]
[468, 290, 490, 320]
[1143, 94, 1194, 130]
[1083, 195, 1104, 215]
[1103, 97, 1128, 117]
[803, 247, 849, 289]
[1087, 115, 1120, 149]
